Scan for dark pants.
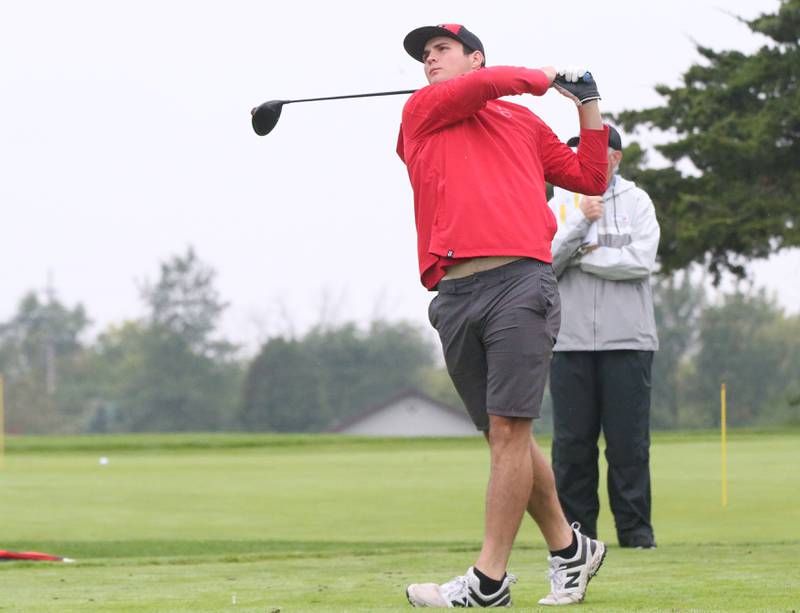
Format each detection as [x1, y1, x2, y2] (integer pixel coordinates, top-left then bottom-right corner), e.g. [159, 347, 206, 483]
[550, 350, 655, 545]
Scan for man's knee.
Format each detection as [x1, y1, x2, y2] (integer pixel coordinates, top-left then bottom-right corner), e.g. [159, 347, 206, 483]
[605, 439, 649, 466]
[488, 415, 532, 449]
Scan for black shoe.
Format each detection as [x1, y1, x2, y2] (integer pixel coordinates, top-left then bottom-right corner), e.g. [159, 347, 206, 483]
[619, 533, 656, 549]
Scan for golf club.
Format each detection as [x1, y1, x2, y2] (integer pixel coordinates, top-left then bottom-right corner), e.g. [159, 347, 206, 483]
[251, 89, 417, 136]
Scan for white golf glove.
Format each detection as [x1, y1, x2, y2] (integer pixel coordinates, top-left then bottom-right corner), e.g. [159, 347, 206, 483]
[557, 66, 589, 83]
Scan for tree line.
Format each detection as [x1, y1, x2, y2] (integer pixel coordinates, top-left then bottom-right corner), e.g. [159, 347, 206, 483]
[0, 248, 797, 434]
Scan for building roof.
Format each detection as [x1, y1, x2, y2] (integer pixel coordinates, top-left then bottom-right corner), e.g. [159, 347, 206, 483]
[330, 388, 468, 433]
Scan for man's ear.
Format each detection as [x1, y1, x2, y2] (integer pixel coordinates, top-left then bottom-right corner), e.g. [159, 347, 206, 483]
[471, 51, 484, 68]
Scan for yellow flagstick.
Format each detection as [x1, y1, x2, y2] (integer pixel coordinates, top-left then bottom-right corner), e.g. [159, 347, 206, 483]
[721, 382, 728, 507]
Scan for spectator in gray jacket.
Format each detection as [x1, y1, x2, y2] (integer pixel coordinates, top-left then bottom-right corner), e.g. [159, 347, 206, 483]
[547, 125, 660, 548]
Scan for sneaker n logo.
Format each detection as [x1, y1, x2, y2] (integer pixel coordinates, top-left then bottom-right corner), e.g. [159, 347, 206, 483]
[469, 587, 511, 608]
[564, 571, 581, 590]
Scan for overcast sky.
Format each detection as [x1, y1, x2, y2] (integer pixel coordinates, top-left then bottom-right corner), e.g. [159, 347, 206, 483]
[2, 0, 796, 350]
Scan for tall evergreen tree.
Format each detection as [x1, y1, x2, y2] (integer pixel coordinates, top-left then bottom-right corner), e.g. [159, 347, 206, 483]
[615, 0, 799, 280]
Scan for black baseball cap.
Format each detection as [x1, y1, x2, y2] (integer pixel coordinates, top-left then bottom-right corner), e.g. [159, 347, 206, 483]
[403, 24, 485, 64]
[567, 125, 623, 151]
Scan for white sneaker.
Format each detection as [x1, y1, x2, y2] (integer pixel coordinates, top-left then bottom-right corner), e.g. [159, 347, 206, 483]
[538, 524, 606, 606]
[406, 566, 517, 608]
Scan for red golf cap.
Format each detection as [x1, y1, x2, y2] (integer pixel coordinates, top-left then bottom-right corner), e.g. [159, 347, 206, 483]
[403, 24, 485, 64]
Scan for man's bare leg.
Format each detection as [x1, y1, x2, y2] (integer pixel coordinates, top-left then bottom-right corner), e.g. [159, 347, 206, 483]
[526, 437, 573, 550]
[474, 415, 535, 579]
[528, 434, 608, 606]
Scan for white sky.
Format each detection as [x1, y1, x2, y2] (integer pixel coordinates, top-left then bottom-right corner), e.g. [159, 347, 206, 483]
[2, 0, 797, 351]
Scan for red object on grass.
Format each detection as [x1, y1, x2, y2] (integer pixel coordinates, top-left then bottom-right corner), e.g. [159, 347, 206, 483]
[0, 550, 74, 562]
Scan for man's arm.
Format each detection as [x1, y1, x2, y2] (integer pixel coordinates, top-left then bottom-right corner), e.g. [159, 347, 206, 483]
[579, 192, 660, 280]
[402, 66, 552, 139]
[577, 99, 603, 130]
[541, 71, 607, 195]
[539, 115, 608, 196]
[551, 213, 592, 277]
[550, 193, 604, 277]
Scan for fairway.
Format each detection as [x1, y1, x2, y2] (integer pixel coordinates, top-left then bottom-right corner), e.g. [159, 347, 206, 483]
[1, 431, 798, 611]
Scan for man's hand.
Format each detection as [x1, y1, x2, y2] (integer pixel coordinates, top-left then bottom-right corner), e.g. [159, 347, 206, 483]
[580, 195, 604, 221]
[553, 68, 601, 106]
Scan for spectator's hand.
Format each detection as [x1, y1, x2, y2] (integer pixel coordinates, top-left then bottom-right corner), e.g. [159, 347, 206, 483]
[580, 195, 604, 221]
[553, 68, 601, 106]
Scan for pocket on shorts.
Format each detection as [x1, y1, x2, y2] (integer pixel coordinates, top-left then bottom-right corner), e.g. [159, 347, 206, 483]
[538, 267, 561, 345]
[538, 267, 558, 310]
[525, 266, 558, 316]
[428, 294, 440, 328]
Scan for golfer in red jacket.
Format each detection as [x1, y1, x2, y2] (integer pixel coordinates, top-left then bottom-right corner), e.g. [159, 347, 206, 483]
[397, 24, 609, 607]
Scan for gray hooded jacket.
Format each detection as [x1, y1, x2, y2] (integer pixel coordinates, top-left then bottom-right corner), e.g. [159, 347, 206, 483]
[548, 175, 660, 351]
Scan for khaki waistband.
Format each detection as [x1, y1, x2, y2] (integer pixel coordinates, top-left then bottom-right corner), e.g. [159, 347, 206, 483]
[441, 256, 523, 281]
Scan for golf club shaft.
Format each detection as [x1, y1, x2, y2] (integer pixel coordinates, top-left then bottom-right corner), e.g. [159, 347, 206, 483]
[285, 89, 417, 105]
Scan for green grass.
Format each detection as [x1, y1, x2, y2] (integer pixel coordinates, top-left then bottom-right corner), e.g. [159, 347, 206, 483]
[1, 431, 798, 611]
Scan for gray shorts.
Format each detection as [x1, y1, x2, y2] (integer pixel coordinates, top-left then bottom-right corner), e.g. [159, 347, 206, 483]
[428, 258, 561, 431]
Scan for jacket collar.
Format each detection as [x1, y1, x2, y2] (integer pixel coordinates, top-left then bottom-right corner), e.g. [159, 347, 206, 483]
[605, 174, 636, 198]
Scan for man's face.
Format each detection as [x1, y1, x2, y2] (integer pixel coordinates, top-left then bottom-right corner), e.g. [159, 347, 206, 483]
[607, 150, 623, 186]
[422, 36, 481, 84]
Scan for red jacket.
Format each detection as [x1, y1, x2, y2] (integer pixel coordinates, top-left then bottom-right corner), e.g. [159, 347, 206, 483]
[397, 66, 608, 289]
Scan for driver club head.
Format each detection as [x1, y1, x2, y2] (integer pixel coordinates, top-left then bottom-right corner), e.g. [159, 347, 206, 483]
[251, 100, 288, 136]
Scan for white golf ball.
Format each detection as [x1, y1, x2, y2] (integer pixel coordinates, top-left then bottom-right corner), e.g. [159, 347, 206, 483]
[99, 456, 109, 465]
